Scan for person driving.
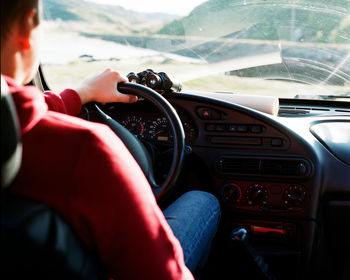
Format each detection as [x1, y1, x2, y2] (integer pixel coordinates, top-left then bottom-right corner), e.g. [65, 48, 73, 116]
[1, 0, 221, 279]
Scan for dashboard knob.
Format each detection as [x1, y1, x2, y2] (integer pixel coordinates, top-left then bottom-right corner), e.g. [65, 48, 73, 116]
[246, 184, 268, 205]
[284, 185, 307, 206]
[288, 190, 304, 203]
[221, 183, 242, 204]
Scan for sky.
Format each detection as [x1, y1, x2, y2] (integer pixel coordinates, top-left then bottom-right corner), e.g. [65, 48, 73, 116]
[86, 0, 207, 16]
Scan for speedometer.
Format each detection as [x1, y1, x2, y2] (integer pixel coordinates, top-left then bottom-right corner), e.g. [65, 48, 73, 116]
[121, 115, 146, 139]
[149, 117, 173, 142]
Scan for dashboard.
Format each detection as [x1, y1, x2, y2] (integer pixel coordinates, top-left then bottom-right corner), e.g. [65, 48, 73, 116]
[87, 92, 350, 280]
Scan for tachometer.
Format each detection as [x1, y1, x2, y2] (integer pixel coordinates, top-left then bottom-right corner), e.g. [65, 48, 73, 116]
[121, 115, 146, 139]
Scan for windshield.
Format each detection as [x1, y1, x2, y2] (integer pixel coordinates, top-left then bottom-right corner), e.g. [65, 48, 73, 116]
[40, 0, 350, 101]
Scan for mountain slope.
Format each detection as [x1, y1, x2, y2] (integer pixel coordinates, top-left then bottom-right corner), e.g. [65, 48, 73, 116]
[42, 0, 177, 33]
[157, 0, 350, 43]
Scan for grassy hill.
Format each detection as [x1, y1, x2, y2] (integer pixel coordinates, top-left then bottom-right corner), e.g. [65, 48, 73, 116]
[42, 0, 177, 34]
[42, 0, 349, 42]
[158, 0, 350, 43]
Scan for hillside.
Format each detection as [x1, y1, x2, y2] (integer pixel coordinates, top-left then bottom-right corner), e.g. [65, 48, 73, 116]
[42, 0, 349, 42]
[158, 0, 350, 43]
[42, 0, 178, 34]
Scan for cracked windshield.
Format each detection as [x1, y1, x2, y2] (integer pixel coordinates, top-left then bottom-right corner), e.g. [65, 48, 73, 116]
[41, 0, 350, 101]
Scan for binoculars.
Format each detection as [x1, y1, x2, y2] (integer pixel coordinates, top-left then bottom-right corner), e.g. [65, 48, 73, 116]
[127, 69, 182, 93]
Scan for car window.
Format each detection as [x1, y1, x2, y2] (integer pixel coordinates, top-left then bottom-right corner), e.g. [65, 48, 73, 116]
[40, 0, 350, 101]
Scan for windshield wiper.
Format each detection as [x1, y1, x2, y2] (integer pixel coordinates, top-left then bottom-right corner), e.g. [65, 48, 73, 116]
[294, 92, 350, 101]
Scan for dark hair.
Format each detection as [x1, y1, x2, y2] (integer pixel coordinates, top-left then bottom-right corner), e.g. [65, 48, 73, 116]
[1, 0, 40, 43]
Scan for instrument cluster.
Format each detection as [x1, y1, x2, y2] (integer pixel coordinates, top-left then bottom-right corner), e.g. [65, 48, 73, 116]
[112, 111, 198, 144]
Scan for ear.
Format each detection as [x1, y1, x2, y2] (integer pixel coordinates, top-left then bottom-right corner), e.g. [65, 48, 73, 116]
[17, 9, 38, 51]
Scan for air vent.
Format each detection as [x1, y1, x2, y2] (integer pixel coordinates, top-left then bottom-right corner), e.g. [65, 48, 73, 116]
[216, 156, 311, 178]
[217, 158, 259, 174]
[279, 105, 350, 117]
[335, 109, 350, 113]
[278, 106, 330, 116]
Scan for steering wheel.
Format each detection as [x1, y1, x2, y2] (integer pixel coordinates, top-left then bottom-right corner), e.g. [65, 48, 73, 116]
[90, 82, 185, 201]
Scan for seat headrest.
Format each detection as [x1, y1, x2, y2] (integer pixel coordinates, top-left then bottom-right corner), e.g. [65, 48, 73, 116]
[1, 75, 22, 189]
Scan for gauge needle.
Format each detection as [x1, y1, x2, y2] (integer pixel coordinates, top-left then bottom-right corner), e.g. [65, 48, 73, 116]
[154, 130, 165, 135]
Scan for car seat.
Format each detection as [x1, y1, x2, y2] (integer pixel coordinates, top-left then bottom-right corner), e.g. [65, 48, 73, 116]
[1, 75, 105, 279]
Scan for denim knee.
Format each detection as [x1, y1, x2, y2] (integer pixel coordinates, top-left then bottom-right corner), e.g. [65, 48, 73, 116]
[164, 190, 221, 272]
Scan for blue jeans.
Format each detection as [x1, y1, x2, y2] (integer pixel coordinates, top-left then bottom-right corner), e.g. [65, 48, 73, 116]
[163, 191, 221, 273]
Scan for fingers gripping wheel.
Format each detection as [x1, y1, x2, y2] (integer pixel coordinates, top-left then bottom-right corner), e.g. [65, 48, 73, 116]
[94, 82, 185, 201]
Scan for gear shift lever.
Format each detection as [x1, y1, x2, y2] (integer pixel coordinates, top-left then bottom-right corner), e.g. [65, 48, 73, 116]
[230, 227, 276, 280]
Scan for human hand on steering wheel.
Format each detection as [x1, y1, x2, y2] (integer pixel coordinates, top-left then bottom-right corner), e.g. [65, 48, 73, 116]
[75, 68, 138, 104]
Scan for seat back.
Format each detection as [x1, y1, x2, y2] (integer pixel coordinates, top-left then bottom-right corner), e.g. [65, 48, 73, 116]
[1, 75, 105, 279]
[1, 75, 22, 189]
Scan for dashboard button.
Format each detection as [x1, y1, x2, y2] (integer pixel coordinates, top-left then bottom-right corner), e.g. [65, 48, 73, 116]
[250, 125, 262, 133]
[205, 124, 215, 131]
[228, 124, 238, 132]
[197, 107, 222, 120]
[271, 138, 283, 146]
[197, 107, 211, 119]
[237, 125, 248, 132]
[215, 124, 226, 131]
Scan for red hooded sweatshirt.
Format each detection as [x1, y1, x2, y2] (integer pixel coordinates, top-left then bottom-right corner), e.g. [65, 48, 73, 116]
[5, 75, 193, 280]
